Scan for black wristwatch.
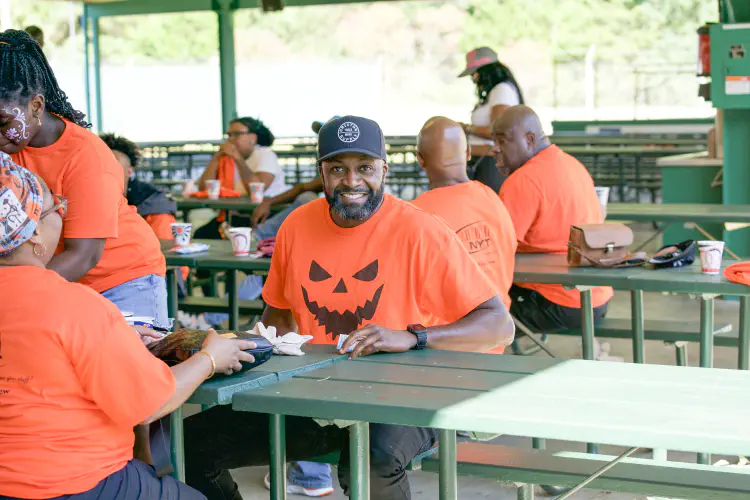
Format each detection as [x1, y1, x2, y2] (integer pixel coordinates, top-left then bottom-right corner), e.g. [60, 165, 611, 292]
[407, 324, 428, 350]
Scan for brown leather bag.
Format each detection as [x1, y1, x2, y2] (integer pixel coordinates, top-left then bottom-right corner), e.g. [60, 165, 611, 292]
[567, 223, 646, 268]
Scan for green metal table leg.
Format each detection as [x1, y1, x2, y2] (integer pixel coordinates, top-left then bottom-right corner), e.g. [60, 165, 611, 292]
[675, 342, 688, 366]
[517, 484, 534, 500]
[166, 268, 179, 329]
[532, 437, 545, 450]
[739, 296, 750, 370]
[350, 421, 370, 500]
[269, 414, 286, 500]
[631, 290, 645, 364]
[698, 295, 715, 466]
[227, 269, 239, 330]
[169, 407, 185, 481]
[439, 430, 457, 500]
[580, 289, 595, 361]
[699, 296, 715, 369]
[580, 289, 598, 455]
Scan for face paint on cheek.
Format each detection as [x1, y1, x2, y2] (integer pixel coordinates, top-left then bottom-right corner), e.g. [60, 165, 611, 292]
[2, 107, 31, 144]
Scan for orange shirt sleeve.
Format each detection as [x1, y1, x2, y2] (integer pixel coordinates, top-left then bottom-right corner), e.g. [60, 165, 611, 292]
[61, 153, 122, 239]
[63, 291, 176, 427]
[418, 222, 498, 324]
[499, 173, 541, 242]
[262, 223, 291, 310]
[144, 213, 176, 240]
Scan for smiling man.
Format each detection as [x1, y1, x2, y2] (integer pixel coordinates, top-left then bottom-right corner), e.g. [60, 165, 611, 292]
[183, 115, 514, 500]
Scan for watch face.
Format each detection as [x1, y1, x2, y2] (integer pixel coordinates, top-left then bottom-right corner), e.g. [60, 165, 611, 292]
[409, 323, 426, 332]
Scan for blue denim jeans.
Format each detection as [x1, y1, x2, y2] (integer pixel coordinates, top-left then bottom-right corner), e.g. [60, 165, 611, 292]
[101, 274, 172, 329]
[288, 461, 332, 489]
[254, 191, 318, 241]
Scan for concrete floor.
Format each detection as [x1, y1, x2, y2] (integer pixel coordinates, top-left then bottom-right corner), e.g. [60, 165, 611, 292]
[191, 222, 746, 498]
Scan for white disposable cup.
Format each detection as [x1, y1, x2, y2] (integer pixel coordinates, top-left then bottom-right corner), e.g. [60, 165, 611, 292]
[206, 179, 221, 200]
[595, 186, 610, 219]
[249, 182, 265, 204]
[229, 227, 252, 256]
[170, 222, 193, 248]
[698, 240, 725, 275]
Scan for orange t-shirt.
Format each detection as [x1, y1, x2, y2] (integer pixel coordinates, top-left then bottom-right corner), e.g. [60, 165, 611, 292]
[144, 213, 177, 241]
[499, 145, 613, 308]
[11, 120, 165, 293]
[0, 266, 175, 499]
[412, 181, 517, 354]
[262, 195, 498, 345]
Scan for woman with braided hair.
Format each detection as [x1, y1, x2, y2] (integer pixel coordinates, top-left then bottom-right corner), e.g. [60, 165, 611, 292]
[0, 29, 171, 328]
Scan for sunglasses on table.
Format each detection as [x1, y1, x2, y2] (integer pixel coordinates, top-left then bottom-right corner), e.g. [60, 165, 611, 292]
[40, 194, 67, 219]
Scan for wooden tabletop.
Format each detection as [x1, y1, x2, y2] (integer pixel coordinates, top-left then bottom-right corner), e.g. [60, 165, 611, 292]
[232, 349, 750, 456]
[607, 203, 750, 223]
[514, 253, 750, 295]
[188, 344, 346, 405]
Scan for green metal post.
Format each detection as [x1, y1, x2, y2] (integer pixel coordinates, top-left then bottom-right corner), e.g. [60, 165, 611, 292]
[675, 343, 688, 367]
[350, 422, 370, 500]
[630, 290, 645, 364]
[580, 289, 598, 454]
[166, 268, 179, 329]
[699, 296, 715, 369]
[91, 17, 103, 133]
[82, 5, 91, 121]
[215, 0, 238, 133]
[169, 407, 185, 481]
[532, 437, 545, 450]
[517, 484, 534, 500]
[227, 269, 239, 330]
[439, 430, 457, 500]
[739, 296, 750, 370]
[269, 414, 286, 500]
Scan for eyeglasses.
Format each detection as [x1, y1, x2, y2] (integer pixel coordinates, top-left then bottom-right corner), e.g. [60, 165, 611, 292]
[40, 194, 67, 219]
[224, 131, 252, 140]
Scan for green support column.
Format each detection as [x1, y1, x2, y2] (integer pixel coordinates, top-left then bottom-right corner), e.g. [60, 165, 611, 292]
[92, 17, 103, 133]
[269, 414, 286, 500]
[82, 5, 91, 121]
[166, 268, 179, 329]
[170, 407, 185, 481]
[739, 296, 750, 370]
[630, 290, 645, 364]
[349, 422, 370, 500]
[215, 0, 238, 133]
[438, 430, 457, 500]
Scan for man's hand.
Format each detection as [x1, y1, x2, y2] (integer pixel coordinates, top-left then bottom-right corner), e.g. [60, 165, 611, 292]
[251, 200, 272, 227]
[339, 325, 418, 359]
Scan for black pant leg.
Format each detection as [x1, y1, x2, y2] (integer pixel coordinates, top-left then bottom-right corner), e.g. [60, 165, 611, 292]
[337, 424, 438, 500]
[470, 155, 506, 193]
[509, 285, 609, 333]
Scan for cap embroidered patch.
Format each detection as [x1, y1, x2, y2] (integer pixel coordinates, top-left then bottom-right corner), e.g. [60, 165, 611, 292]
[338, 122, 360, 143]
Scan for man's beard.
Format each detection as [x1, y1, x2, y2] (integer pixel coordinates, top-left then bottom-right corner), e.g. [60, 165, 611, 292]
[327, 184, 385, 221]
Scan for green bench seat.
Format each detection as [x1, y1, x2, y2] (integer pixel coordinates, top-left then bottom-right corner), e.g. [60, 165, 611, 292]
[422, 443, 750, 499]
[308, 447, 438, 471]
[555, 318, 735, 346]
[178, 296, 265, 315]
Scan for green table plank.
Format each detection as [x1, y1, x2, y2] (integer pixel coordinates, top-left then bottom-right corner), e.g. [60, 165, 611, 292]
[233, 356, 750, 457]
[187, 345, 345, 405]
[164, 239, 271, 272]
[606, 203, 750, 224]
[175, 196, 289, 214]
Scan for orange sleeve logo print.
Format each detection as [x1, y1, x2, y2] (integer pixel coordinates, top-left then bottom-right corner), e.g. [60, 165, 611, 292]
[302, 259, 384, 340]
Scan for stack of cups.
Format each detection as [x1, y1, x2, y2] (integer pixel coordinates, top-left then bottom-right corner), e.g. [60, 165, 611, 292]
[170, 222, 193, 248]
[595, 186, 610, 219]
[249, 182, 265, 204]
[698, 240, 725, 275]
[229, 227, 252, 256]
[206, 179, 221, 200]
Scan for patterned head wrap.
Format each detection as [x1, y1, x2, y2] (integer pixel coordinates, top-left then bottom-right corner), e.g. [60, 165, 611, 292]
[0, 152, 43, 256]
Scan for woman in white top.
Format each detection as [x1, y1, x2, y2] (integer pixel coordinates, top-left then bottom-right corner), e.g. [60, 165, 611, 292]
[458, 47, 524, 192]
[195, 116, 287, 240]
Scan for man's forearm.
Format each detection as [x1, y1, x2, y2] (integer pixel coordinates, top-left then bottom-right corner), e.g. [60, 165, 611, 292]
[265, 184, 303, 207]
[426, 297, 514, 352]
[261, 306, 299, 335]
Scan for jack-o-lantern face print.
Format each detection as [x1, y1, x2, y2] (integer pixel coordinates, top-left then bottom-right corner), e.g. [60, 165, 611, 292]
[301, 259, 384, 339]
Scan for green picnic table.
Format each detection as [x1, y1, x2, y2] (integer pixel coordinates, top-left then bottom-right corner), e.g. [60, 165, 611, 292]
[168, 344, 347, 481]
[232, 349, 750, 500]
[607, 202, 750, 224]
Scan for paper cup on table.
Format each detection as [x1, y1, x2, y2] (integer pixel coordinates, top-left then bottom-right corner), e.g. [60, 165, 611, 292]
[595, 186, 610, 219]
[170, 222, 193, 248]
[206, 179, 221, 200]
[229, 227, 252, 256]
[249, 182, 265, 204]
[698, 240, 725, 275]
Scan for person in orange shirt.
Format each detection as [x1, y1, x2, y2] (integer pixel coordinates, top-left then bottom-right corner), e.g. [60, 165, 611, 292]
[412, 116, 517, 354]
[0, 155, 255, 500]
[0, 30, 169, 328]
[183, 116, 514, 500]
[492, 105, 613, 334]
[101, 133, 177, 244]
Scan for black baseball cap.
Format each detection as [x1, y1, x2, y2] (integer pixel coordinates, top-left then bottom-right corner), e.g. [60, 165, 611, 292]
[317, 115, 386, 164]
